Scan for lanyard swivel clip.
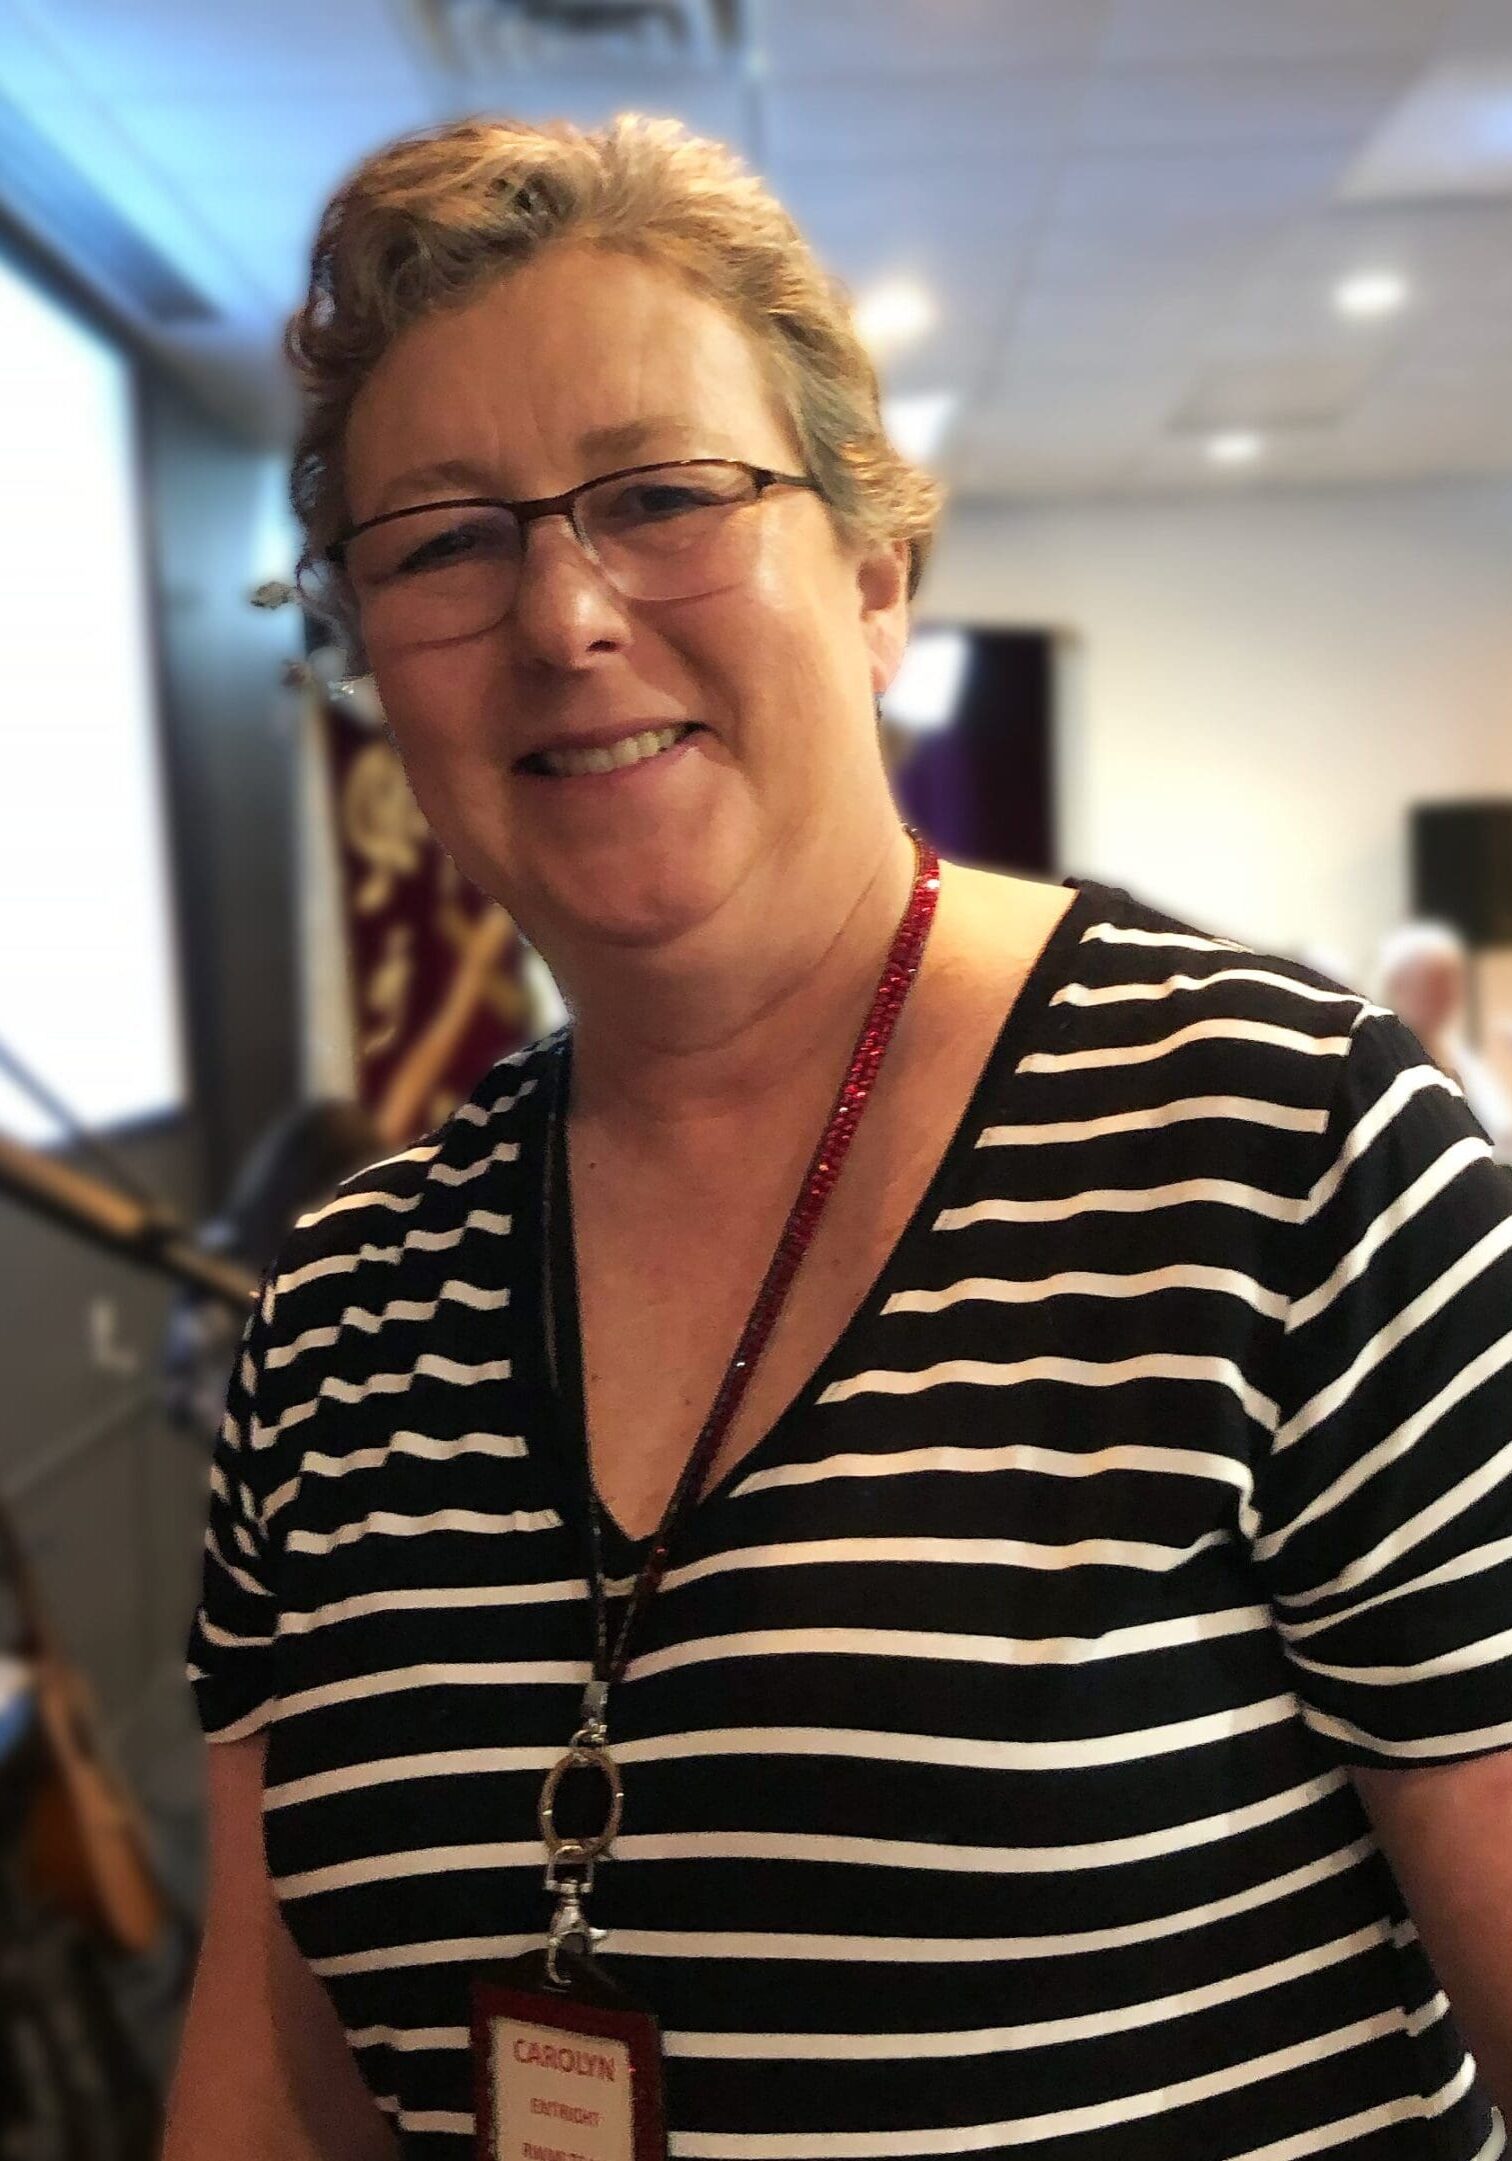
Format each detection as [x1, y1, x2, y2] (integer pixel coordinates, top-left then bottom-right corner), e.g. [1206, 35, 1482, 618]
[543, 1861, 608, 1984]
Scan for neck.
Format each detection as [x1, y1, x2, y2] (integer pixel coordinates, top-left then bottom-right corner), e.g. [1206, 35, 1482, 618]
[555, 822, 919, 1144]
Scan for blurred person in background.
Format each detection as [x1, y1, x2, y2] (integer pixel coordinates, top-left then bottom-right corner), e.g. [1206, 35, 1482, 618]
[162, 904, 548, 1438]
[1379, 921, 1512, 1162]
[163, 115, 1512, 2161]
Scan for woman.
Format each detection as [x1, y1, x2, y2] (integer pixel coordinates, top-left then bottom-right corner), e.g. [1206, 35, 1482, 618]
[166, 116, 1512, 2159]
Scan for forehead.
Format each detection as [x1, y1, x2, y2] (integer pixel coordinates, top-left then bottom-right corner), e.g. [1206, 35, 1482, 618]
[1391, 948, 1461, 989]
[344, 244, 800, 515]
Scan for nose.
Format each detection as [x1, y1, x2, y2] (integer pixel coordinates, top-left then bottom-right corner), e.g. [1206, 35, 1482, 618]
[509, 513, 633, 670]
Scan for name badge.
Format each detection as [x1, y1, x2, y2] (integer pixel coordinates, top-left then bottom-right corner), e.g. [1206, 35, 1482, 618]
[472, 1952, 666, 2161]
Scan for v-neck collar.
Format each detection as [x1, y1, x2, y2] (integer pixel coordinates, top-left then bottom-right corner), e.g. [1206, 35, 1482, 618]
[516, 875, 1109, 1577]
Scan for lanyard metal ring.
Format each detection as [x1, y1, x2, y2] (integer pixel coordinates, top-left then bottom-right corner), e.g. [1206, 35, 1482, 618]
[537, 1738, 624, 1865]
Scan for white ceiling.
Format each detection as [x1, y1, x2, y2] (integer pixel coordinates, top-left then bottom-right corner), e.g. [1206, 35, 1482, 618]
[4, 0, 1512, 502]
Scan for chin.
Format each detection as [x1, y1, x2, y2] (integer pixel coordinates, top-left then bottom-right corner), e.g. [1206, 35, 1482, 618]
[446, 776, 763, 957]
[544, 853, 739, 952]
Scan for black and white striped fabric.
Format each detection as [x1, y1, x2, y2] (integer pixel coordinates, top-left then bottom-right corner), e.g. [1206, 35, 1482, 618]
[189, 877, 1512, 2159]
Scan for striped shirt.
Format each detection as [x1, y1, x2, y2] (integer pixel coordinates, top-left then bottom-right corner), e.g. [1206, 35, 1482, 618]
[189, 876, 1512, 2159]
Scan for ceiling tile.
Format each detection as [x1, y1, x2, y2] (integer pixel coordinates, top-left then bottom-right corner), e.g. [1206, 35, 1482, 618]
[178, 179, 331, 309]
[991, 355, 1182, 428]
[1218, 198, 1512, 355]
[758, 0, 1111, 81]
[1122, 432, 1306, 491]
[1076, 56, 1417, 152]
[877, 318, 1003, 403]
[774, 161, 1048, 280]
[954, 371, 1175, 490]
[1003, 285, 1230, 366]
[1102, 0, 1455, 68]
[1122, 421, 1509, 494]
[6, 88, 272, 314]
[1317, 402, 1512, 482]
[1023, 143, 1354, 307]
[1339, 57, 1512, 202]
[766, 76, 1082, 164]
[459, 71, 753, 152]
[947, 434, 1142, 500]
[109, 90, 440, 201]
[1028, 226, 1242, 293]
[0, 9, 80, 106]
[15, 0, 426, 95]
[1171, 349, 1387, 431]
[1050, 145, 1354, 237]
[1397, 302, 1512, 378]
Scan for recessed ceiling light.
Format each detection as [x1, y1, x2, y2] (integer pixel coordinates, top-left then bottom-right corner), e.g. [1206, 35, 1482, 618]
[1335, 270, 1409, 320]
[1206, 431, 1264, 467]
[883, 392, 959, 463]
[854, 278, 936, 358]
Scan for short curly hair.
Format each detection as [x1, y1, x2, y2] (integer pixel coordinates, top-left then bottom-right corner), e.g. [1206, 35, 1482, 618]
[286, 112, 942, 644]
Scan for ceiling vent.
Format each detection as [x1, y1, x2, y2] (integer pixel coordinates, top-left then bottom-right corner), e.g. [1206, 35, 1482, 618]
[413, 0, 745, 73]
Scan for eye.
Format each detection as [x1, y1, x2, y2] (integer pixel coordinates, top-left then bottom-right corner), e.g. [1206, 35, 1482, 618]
[392, 516, 513, 577]
[597, 479, 727, 528]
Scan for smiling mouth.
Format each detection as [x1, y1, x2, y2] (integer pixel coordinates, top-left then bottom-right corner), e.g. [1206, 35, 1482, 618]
[519, 722, 701, 779]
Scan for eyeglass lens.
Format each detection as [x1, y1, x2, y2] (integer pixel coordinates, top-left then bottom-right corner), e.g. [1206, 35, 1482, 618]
[344, 461, 769, 640]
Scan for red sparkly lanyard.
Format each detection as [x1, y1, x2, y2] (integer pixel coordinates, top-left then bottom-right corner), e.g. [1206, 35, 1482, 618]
[536, 832, 940, 1969]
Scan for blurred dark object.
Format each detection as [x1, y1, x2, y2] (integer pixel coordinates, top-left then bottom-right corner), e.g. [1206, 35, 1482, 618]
[422, 0, 742, 68]
[0, 1883, 161, 2160]
[892, 630, 1055, 875]
[0, 1090, 376, 2155]
[0, 1538, 162, 2160]
[208, 1096, 383, 1275]
[161, 1098, 386, 1441]
[0, 1504, 167, 1956]
[1412, 801, 1512, 949]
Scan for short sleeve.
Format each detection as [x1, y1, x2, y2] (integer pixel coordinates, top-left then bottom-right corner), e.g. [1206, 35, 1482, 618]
[185, 1268, 282, 1742]
[1250, 1009, 1512, 1768]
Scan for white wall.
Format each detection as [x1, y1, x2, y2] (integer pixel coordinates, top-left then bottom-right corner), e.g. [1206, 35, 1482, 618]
[924, 476, 1512, 988]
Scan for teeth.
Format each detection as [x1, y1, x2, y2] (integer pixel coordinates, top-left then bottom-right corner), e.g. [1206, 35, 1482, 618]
[538, 725, 687, 779]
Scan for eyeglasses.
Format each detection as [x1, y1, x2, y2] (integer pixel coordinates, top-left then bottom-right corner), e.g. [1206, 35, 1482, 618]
[327, 457, 823, 644]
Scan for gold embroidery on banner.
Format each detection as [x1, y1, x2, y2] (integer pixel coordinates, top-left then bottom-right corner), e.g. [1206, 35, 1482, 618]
[342, 739, 430, 913]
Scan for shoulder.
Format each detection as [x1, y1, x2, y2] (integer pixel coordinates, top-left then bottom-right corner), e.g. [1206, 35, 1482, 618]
[1050, 876, 1502, 1184]
[251, 1033, 559, 1361]
[998, 873, 1461, 1194]
[1055, 873, 1385, 1055]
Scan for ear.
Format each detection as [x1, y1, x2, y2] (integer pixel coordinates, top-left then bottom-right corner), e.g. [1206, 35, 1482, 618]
[855, 538, 912, 699]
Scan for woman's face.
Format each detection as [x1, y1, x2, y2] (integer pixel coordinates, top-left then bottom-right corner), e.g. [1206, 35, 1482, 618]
[342, 244, 910, 955]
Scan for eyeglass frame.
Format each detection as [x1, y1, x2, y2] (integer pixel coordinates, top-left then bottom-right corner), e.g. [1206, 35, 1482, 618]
[325, 457, 826, 582]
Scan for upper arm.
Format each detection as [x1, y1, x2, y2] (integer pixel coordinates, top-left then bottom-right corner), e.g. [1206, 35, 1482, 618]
[1353, 1749, 1512, 1941]
[1352, 1751, 1512, 2113]
[162, 1735, 398, 2161]
[1247, 1012, 1512, 1768]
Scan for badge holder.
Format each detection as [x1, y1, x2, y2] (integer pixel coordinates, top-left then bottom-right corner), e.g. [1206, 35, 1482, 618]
[472, 1728, 666, 2161]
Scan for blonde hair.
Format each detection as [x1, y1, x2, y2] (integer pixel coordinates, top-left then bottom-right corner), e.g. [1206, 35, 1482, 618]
[287, 113, 942, 630]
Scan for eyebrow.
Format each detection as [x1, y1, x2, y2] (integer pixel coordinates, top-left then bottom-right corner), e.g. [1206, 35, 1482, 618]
[369, 460, 492, 517]
[367, 423, 739, 518]
[576, 417, 718, 459]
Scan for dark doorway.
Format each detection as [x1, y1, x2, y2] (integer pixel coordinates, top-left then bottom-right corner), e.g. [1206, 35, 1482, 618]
[891, 629, 1056, 875]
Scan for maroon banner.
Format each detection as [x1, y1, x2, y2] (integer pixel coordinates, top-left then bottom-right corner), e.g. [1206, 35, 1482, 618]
[322, 694, 530, 1143]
